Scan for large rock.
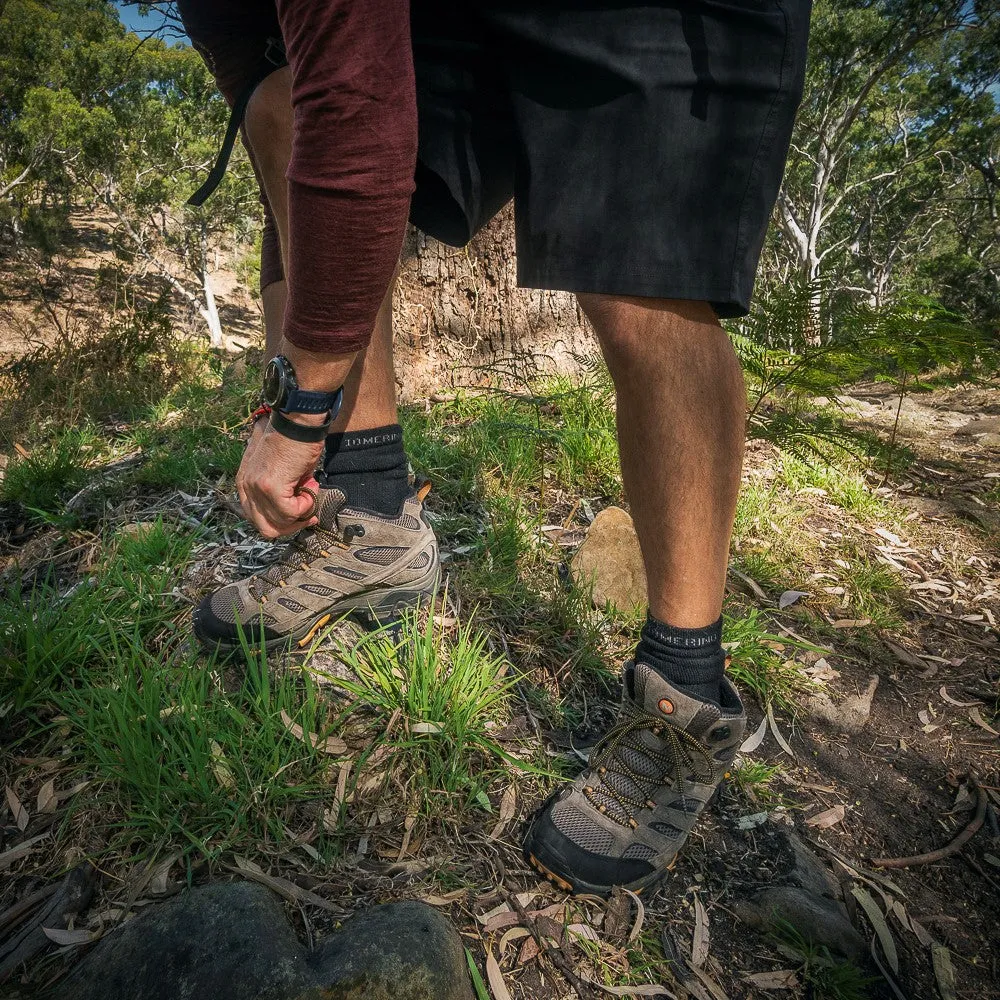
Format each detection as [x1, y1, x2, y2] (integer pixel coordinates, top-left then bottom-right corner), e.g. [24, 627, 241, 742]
[571, 506, 647, 611]
[49, 882, 473, 1000]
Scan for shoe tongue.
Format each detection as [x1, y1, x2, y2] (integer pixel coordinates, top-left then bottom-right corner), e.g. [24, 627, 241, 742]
[628, 661, 722, 737]
[315, 487, 347, 529]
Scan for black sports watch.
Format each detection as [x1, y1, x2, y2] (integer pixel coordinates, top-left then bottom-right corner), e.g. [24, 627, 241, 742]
[262, 355, 343, 443]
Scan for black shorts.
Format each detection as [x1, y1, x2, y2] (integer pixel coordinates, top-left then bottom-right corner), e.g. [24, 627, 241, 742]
[410, 1, 811, 316]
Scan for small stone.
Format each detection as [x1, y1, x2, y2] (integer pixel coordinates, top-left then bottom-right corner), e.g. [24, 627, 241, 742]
[50, 883, 473, 1000]
[804, 675, 878, 733]
[732, 886, 866, 963]
[570, 506, 647, 611]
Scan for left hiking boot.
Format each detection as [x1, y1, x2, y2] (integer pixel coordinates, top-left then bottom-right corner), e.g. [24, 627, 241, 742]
[193, 486, 439, 654]
[523, 661, 745, 896]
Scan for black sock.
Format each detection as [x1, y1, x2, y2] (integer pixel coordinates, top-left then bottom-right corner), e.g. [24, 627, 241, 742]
[319, 424, 410, 516]
[635, 613, 726, 705]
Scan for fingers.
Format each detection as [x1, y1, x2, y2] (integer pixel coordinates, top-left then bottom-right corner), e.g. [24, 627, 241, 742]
[235, 430, 325, 539]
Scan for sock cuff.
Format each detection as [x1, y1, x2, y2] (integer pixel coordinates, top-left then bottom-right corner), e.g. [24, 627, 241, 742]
[325, 424, 403, 454]
[642, 614, 722, 650]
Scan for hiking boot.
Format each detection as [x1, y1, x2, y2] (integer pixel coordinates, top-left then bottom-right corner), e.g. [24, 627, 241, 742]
[523, 661, 745, 896]
[193, 487, 439, 653]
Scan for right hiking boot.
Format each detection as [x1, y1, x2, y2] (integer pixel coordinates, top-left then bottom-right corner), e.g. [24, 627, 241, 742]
[523, 661, 746, 896]
[193, 486, 439, 654]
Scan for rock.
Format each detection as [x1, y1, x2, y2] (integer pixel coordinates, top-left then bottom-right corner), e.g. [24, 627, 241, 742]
[571, 506, 647, 611]
[732, 886, 867, 963]
[954, 416, 1000, 437]
[804, 675, 879, 733]
[51, 882, 473, 1000]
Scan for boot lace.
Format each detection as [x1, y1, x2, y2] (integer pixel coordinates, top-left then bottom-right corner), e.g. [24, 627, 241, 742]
[247, 521, 362, 602]
[583, 709, 718, 829]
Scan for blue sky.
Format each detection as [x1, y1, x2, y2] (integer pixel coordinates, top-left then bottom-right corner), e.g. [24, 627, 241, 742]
[115, 2, 189, 43]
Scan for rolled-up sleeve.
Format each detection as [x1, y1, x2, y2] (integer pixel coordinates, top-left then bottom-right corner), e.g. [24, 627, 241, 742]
[275, 0, 416, 353]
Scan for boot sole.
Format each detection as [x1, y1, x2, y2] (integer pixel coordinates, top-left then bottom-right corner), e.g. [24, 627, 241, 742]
[194, 563, 440, 655]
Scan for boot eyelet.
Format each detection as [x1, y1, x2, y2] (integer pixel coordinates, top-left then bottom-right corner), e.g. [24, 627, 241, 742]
[658, 698, 675, 715]
[708, 726, 732, 743]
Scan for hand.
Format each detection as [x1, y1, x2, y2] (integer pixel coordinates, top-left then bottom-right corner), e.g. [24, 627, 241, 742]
[236, 416, 325, 539]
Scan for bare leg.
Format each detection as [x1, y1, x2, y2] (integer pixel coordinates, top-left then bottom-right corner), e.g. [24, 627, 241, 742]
[578, 294, 745, 628]
[246, 68, 398, 433]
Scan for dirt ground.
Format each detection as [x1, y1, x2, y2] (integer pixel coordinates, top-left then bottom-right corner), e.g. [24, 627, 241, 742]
[1, 223, 998, 999]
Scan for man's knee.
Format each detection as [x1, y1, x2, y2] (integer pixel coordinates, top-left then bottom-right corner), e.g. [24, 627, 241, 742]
[577, 293, 719, 358]
[245, 66, 292, 156]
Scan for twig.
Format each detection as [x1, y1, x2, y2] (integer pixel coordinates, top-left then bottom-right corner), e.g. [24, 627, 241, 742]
[0, 884, 58, 937]
[504, 890, 591, 998]
[873, 778, 987, 869]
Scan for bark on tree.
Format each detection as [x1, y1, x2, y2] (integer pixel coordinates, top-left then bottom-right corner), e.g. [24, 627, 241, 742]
[392, 206, 596, 400]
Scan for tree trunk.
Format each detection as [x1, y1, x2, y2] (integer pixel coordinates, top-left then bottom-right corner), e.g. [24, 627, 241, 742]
[200, 222, 224, 348]
[392, 206, 596, 400]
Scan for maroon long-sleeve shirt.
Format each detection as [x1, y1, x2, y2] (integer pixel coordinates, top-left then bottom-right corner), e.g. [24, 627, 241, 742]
[180, 0, 417, 355]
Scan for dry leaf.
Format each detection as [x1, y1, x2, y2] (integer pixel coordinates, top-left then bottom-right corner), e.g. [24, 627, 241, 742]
[0, 832, 49, 871]
[623, 887, 645, 943]
[6, 786, 29, 831]
[42, 926, 99, 946]
[909, 917, 935, 948]
[939, 686, 982, 708]
[851, 886, 898, 975]
[692, 894, 710, 968]
[778, 590, 809, 609]
[584, 983, 675, 998]
[806, 804, 846, 829]
[149, 852, 181, 895]
[56, 780, 91, 802]
[766, 704, 795, 758]
[831, 618, 872, 629]
[231, 856, 346, 915]
[744, 970, 798, 989]
[489, 785, 517, 840]
[422, 889, 467, 906]
[486, 950, 513, 1000]
[499, 926, 532, 955]
[567, 922, 601, 942]
[688, 965, 729, 1000]
[209, 740, 236, 789]
[969, 707, 999, 736]
[279, 709, 348, 754]
[410, 721, 443, 734]
[739, 717, 767, 753]
[323, 761, 353, 833]
[931, 943, 957, 1000]
[36, 779, 57, 814]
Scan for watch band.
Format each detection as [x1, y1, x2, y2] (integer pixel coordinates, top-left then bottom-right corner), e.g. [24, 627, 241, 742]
[282, 386, 342, 414]
[269, 408, 333, 443]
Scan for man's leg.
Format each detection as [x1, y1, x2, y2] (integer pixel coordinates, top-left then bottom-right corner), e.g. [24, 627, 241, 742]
[523, 294, 750, 896]
[579, 293, 744, 647]
[193, 65, 437, 653]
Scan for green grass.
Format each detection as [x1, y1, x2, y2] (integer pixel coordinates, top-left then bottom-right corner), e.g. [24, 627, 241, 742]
[781, 454, 892, 523]
[771, 919, 877, 1000]
[306, 609, 524, 816]
[731, 760, 789, 806]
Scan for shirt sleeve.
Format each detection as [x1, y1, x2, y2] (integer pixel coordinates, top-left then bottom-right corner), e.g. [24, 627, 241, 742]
[274, 0, 417, 353]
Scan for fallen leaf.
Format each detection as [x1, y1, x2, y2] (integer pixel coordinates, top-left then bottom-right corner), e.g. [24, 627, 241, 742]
[767, 704, 796, 758]
[831, 618, 872, 629]
[42, 927, 99, 946]
[36, 779, 57, 814]
[422, 889, 467, 906]
[55, 780, 90, 802]
[688, 965, 729, 1000]
[489, 785, 517, 840]
[0, 832, 50, 870]
[323, 761, 353, 833]
[149, 852, 181, 894]
[498, 926, 531, 955]
[969, 707, 999, 736]
[744, 970, 798, 989]
[209, 740, 236, 790]
[909, 916, 935, 948]
[231, 856, 347, 915]
[852, 886, 898, 975]
[778, 590, 810, 609]
[739, 717, 767, 753]
[486, 949, 513, 1000]
[623, 887, 645, 943]
[806, 804, 846, 829]
[931, 943, 957, 1000]
[5, 786, 28, 831]
[692, 894, 710, 967]
[584, 984, 675, 997]
[279, 709, 348, 755]
[411, 721, 444, 735]
[567, 922, 601, 942]
[939, 686, 982, 708]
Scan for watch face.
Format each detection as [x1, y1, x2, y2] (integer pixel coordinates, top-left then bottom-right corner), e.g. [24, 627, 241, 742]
[262, 358, 283, 408]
